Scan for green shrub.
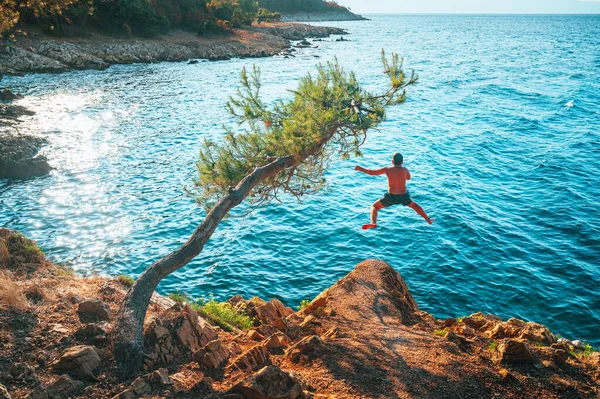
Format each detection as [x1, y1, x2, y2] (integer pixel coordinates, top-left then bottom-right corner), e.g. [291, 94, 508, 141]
[6, 234, 44, 264]
[582, 343, 598, 357]
[193, 295, 254, 331]
[168, 291, 193, 303]
[433, 329, 447, 337]
[488, 340, 498, 352]
[117, 275, 135, 288]
[298, 299, 310, 311]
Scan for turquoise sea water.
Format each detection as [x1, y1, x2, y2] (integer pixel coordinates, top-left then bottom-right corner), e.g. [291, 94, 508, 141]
[2, 15, 599, 345]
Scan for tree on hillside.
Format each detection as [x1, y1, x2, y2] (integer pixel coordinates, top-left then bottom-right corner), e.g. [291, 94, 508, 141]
[112, 51, 418, 374]
[0, 0, 90, 36]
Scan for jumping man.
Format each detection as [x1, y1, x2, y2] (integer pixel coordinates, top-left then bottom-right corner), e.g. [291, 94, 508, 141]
[355, 153, 435, 230]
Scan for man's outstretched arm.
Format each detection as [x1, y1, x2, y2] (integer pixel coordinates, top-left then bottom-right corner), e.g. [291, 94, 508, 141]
[355, 165, 387, 176]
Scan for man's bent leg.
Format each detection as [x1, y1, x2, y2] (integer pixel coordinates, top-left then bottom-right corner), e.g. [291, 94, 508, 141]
[363, 201, 384, 230]
[408, 201, 435, 225]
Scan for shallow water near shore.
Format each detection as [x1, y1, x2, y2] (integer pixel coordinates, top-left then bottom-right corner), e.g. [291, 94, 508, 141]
[2, 15, 599, 345]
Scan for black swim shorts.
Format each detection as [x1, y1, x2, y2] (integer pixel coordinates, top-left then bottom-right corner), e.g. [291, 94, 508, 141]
[379, 191, 412, 207]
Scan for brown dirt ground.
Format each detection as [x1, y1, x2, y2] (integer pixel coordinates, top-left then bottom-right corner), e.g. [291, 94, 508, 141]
[1, 232, 598, 399]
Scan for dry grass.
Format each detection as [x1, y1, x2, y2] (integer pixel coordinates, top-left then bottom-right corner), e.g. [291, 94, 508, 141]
[0, 270, 29, 310]
[0, 238, 10, 267]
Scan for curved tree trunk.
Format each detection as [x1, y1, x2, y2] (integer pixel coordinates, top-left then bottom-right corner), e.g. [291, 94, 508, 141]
[112, 130, 336, 375]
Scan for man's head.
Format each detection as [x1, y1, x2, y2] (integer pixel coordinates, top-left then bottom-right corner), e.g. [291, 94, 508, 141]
[393, 153, 404, 166]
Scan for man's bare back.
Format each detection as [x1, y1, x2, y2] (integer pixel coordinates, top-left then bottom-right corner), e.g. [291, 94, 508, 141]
[355, 153, 434, 229]
[384, 166, 410, 195]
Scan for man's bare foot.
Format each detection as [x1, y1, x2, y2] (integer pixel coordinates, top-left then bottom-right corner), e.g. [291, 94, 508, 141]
[428, 218, 436, 225]
[362, 224, 377, 230]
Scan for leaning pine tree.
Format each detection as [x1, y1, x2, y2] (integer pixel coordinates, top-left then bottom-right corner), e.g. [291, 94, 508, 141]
[112, 50, 418, 374]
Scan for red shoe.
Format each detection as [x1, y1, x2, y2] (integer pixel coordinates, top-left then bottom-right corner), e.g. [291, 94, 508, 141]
[362, 224, 377, 230]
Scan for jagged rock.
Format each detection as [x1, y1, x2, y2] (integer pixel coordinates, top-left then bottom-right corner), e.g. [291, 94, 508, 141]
[191, 377, 213, 393]
[34, 41, 109, 70]
[143, 302, 218, 368]
[77, 300, 111, 322]
[254, 298, 294, 325]
[129, 369, 174, 396]
[492, 340, 533, 364]
[498, 368, 519, 384]
[188, 60, 199, 64]
[0, 384, 11, 399]
[572, 340, 584, 350]
[444, 331, 471, 351]
[111, 389, 135, 399]
[10, 363, 40, 386]
[0, 45, 70, 73]
[266, 332, 291, 351]
[518, 322, 555, 345]
[301, 260, 418, 325]
[231, 343, 269, 372]
[273, 318, 289, 332]
[285, 335, 324, 363]
[131, 377, 151, 396]
[227, 365, 304, 399]
[442, 318, 457, 328]
[74, 323, 111, 344]
[192, 339, 230, 369]
[455, 324, 475, 336]
[551, 341, 570, 352]
[248, 330, 265, 341]
[0, 89, 16, 101]
[25, 385, 48, 399]
[150, 292, 177, 310]
[0, 133, 52, 180]
[53, 345, 100, 379]
[45, 375, 83, 399]
[486, 318, 554, 345]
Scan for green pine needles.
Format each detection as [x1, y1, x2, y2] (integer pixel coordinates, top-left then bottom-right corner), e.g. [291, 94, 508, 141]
[194, 50, 418, 211]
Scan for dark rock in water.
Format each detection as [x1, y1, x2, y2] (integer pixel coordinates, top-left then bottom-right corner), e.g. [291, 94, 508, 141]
[0, 134, 51, 180]
[188, 60, 199, 65]
[299, 39, 311, 46]
[208, 55, 231, 62]
[336, 36, 348, 42]
[0, 89, 17, 102]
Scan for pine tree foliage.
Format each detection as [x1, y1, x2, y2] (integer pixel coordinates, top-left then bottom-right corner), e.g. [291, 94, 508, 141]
[194, 51, 418, 210]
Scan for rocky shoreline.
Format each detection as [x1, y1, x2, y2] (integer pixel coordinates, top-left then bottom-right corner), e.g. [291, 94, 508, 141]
[280, 9, 368, 22]
[0, 229, 598, 399]
[0, 99, 52, 180]
[0, 23, 347, 76]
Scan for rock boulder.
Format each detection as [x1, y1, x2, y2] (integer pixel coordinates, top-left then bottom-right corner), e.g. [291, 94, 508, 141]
[53, 345, 100, 379]
[77, 300, 111, 322]
[144, 302, 218, 368]
[492, 340, 533, 364]
[226, 365, 303, 399]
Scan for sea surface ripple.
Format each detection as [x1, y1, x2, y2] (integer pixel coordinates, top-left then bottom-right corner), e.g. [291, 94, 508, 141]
[1, 15, 599, 345]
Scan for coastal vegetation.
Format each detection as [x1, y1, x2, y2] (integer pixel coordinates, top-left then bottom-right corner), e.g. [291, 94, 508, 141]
[168, 291, 254, 331]
[0, 0, 349, 38]
[112, 51, 418, 373]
